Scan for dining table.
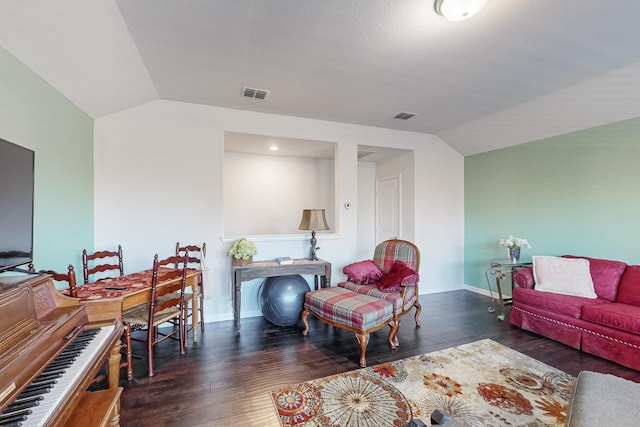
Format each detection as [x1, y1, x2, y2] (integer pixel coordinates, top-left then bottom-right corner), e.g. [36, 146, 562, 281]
[64, 268, 202, 342]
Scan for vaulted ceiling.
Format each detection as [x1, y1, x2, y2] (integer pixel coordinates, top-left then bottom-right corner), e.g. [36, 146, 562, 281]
[1, 1, 639, 155]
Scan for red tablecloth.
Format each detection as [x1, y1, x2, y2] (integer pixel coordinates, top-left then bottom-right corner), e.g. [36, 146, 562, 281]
[62, 268, 198, 301]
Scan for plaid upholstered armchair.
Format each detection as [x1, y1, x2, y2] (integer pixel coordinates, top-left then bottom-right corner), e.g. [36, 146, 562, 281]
[338, 239, 421, 347]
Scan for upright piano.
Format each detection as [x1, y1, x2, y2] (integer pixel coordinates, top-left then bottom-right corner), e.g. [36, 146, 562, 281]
[0, 273, 124, 426]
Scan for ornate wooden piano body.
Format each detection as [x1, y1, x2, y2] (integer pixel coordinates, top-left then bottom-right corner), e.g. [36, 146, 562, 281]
[0, 273, 124, 426]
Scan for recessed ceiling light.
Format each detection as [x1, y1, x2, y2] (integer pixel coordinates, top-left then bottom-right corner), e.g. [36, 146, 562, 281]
[269, 145, 279, 151]
[434, 0, 487, 22]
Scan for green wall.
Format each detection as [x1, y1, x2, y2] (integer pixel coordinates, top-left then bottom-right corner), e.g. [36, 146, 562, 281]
[465, 117, 640, 291]
[0, 48, 94, 277]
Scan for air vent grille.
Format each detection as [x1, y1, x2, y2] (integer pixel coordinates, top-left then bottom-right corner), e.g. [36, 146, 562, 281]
[393, 112, 417, 120]
[242, 86, 270, 100]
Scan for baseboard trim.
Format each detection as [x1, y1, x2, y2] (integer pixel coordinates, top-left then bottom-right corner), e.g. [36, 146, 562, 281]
[463, 284, 491, 297]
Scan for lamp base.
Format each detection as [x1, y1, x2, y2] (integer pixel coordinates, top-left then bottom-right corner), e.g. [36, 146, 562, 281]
[307, 230, 319, 261]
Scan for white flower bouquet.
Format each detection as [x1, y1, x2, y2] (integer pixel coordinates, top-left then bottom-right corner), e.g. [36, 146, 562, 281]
[498, 235, 531, 249]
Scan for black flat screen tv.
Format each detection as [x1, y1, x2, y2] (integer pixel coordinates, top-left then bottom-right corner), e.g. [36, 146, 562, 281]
[0, 138, 35, 273]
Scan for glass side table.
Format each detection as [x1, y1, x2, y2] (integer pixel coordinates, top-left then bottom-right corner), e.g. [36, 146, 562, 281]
[485, 258, 532, 321]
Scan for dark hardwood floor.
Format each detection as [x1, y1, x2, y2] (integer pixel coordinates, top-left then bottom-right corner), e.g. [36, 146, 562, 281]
[118, 290, 640, 426]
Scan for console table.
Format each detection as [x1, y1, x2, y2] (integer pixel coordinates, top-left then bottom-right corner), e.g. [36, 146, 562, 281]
[231, 258, 331, 334]
[485, 258, 532, 321]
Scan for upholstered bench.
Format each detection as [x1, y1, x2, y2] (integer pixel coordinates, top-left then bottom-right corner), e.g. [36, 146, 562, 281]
[301, 286, 398, 367]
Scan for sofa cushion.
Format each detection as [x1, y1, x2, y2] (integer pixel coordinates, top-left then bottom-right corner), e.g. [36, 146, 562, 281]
[581, 303, 640, 335]
[512, 287, 607, 319]
[342, 260, 383, 285]
[338, 281, 417, 315]
[563, 255, 627, 301]
[304, 287, 393, 330]
[615, 265, 640, 305]
[533, 256, 597, 299]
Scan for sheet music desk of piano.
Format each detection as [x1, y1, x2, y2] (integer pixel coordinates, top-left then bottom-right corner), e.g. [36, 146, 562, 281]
[0, 273, 124, 426]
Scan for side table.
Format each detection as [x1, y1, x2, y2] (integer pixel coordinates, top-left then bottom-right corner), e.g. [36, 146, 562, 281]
[485, 258, 532, 321]
[231, 258, 331, 335]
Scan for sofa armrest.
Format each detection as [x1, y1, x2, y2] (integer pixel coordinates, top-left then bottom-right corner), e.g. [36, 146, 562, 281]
[513, 267, 534, 289]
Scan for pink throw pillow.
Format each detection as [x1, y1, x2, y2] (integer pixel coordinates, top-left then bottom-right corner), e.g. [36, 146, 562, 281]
[378, 261, 419, 292]
[616, 266, 640, 305]
[343, 260, 383, 285]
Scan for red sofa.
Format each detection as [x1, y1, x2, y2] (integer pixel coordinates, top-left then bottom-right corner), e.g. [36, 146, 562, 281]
[510, 255, 640, 371]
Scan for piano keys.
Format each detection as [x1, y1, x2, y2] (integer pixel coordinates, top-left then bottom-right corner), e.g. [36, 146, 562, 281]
[0, 273, 123, 427]
[0, 326, 114, 426]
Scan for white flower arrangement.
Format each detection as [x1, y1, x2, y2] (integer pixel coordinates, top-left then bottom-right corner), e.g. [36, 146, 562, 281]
[499, 235, 531, 249]
[228, 238, 258, 260]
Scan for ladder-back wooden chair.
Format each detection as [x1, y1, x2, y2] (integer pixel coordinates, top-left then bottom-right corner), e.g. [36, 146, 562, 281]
[122, 253, 188, 378]
[175, 242, 206, 332]
[82, 245, 124, 284]
[39, 264, 78, 297]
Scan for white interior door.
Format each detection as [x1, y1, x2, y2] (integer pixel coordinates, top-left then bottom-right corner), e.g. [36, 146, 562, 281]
[376, 174, 401, 244]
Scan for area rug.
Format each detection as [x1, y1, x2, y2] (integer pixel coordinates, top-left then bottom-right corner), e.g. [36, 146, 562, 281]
[270, 339, 575, 426]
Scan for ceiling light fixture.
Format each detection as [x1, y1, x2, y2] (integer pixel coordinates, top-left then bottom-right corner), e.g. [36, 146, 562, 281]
[269, 145, 279, 151]
[434, 0, 487, 22]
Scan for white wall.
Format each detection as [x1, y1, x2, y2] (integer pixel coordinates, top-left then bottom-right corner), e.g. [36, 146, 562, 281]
[93, 99, 464, 322]
[224, 152, 335, 236]
[357, 162, 376, 259]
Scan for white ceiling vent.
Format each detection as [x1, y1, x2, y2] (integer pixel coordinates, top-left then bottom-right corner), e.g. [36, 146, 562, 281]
[393, 112, 417, 120]
[242, 86, 270, 100]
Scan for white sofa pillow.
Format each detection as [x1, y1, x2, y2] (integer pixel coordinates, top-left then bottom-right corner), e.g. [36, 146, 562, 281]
[533, 256, 597, 299]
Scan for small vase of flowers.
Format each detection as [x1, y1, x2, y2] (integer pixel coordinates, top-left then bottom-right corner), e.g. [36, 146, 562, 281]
[228, 238, 258, 266]
[498, 235, 531, 263]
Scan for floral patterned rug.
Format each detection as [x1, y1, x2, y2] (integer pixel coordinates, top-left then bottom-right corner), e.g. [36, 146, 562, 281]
[270, 339, 575, 426]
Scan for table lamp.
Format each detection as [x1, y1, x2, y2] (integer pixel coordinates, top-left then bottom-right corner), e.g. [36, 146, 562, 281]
[298, 209, 329, 261]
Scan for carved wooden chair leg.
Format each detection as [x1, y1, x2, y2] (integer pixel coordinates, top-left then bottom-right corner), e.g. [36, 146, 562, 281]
[183, 306, 189, 351]
[301, 309, 310, 336]
[179, 313, 185, 355]
[388, 319, 400, 348]
[414, 301, 422, 326]
[355, 332, 370, 367]
[199, 288, 205, 331]
[147, 331, 155, 377]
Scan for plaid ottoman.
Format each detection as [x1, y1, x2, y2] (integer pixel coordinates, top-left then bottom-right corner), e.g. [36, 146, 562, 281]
[301, 286, 397, 367]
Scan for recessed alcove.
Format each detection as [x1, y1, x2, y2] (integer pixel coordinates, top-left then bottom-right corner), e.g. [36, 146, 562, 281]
[223, 132, 336, 237]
